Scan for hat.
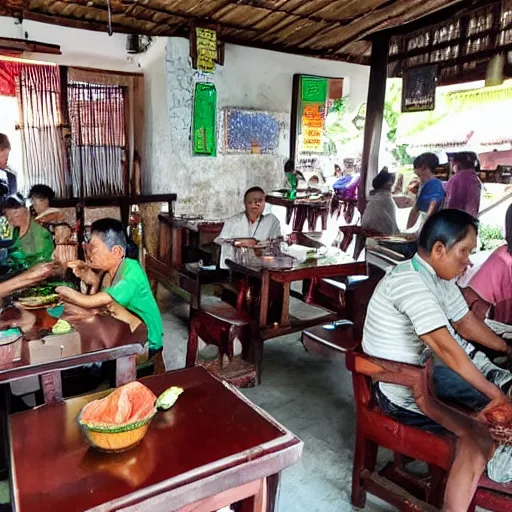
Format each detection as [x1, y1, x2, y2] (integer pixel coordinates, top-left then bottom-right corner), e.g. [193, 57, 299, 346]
[372, 168, 395, 190]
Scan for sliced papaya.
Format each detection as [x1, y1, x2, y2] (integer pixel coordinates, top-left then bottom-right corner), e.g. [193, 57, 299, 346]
[80, 381, 157, 429]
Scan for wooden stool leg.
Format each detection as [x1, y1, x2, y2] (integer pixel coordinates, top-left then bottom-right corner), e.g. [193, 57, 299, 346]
[186, 318, 199, 368]
[116, 355, 137, 387]
[351, 432, 378, 508]
[41, 371, 63, 404]
[428, 464, 447, 509]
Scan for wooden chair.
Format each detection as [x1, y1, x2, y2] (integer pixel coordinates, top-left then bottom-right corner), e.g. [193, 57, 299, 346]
[334, 225, 382, 261]
[302, 275, 381, 356]
[185, 265, 252, 385]
[346, 351, 512, 511]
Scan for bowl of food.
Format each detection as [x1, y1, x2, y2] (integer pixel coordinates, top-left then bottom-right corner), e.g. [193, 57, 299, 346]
[78, 381, 183, 453]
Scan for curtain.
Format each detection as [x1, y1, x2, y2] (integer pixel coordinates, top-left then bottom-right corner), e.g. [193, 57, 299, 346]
[68, 82, 126, 198]
[0, 61, 16, 97]
[16, 64, 69, 197]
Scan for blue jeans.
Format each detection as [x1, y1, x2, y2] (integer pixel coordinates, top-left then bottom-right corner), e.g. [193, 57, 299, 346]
[374, 366, 490, 434]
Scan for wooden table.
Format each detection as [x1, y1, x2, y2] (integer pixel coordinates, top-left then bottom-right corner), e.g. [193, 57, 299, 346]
[0, 314, 145, 404]
[147, 214, 225, 295]
[227, 247, 367, 381]
[9, 367, 303, 512]
[266, 191, 330, 232]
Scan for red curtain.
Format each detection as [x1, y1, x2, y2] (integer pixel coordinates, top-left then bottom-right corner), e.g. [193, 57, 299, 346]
[0, 61, 17, 97]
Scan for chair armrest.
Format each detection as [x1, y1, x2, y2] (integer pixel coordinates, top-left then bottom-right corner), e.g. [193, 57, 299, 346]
[346, 351, 493, 449]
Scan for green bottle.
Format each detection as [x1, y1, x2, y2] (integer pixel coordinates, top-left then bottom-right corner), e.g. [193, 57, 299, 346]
[287, 172, 297, 200]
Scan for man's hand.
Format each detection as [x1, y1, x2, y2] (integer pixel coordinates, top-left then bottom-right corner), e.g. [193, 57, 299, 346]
[67, 261, 100, 287]
[235, 239, 257, 248]
[21, 262, 58, 284]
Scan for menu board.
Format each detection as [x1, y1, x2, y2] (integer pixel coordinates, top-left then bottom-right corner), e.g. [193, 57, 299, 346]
[402, 65, 437, 112]
[301, 104, 325, 152]
[193, 83, 217, 156]
[300, 76, 327, 153]
[194, 27, 217, 73]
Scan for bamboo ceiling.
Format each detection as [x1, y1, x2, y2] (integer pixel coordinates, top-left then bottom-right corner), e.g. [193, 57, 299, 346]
[0, 0, 477, 64]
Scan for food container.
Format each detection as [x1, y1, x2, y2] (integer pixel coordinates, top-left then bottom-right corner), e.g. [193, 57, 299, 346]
[79, 413, 156, 453]
[78, 384, 183, 453]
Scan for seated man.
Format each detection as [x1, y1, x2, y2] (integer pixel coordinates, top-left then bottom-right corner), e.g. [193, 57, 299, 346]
[363, 209, 512, 510]
[56, 218, 163, 356]
[215, 187, 281, 269]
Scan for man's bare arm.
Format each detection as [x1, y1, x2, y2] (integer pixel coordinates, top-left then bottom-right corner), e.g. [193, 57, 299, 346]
[453, 311, 510, 354]
[421, 326, 503, 400]
[56, 287, 113, 309]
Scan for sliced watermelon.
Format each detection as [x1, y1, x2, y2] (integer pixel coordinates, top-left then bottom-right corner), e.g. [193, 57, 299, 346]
[80, 381, 157, 429]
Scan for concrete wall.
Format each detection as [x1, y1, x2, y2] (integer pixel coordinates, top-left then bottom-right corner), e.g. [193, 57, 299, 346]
[146, 37, 370, 218]
[0, 16, 139, 72]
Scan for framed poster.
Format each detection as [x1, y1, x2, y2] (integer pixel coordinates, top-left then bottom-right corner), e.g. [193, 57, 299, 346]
[193, 83, 216, 156]
[402, 65, 438, 112]
[223, 109, 281, 154]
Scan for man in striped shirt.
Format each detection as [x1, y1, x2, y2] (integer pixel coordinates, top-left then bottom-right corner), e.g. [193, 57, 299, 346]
[363, 209, 512, 511]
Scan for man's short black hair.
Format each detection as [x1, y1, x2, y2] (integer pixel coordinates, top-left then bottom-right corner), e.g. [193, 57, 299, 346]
[91, 218, 127, 252]
[418, 209, 479, 253]
[452, 151, 478, 171]
[284, 159, 294, 174]
[0, 193, 25, 214]
[413, 152, 439, 171]
[244, 187, 265, 201]
[0, 134, 10, 151]
[29, 184, 55, 201]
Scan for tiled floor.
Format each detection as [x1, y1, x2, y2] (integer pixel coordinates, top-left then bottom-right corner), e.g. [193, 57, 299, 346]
[159, 288, 395, 511]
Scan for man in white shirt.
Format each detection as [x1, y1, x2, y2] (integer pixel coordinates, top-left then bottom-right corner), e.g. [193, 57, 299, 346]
[363, 209, 512, 510]
[215, 187, 281, 269]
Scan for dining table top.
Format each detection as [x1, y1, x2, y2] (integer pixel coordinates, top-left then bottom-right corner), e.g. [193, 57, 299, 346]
[226, 246, 366, 282]
[0, 314, 145, 384]
[265, 189, 330, 207]
[9, 366, 303, 512]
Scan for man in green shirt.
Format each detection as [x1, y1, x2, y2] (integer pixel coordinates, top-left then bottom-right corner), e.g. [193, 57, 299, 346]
[56, 218, 163, 353]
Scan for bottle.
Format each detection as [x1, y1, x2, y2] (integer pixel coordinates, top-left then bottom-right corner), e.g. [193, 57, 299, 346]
[288, 172, 297, 200]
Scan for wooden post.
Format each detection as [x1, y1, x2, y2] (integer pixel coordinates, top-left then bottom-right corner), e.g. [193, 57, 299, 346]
[358, 34, 390, 215]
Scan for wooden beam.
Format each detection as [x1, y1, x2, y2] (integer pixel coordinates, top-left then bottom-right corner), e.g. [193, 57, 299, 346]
[23, 10, 145, 35]
[358, 33, 389, 215]
[0, 36, 61, 55]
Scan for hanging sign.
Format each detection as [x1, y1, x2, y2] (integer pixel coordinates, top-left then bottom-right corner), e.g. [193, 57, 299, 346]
[301, 76, 328, 103]
[192, 27, 218, 73]
[301, 104, 325, 152]
[402, 65, 437, 112]
[193, 83, 217, 156]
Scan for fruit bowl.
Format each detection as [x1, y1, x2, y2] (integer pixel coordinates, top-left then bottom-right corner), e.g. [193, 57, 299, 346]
[78, 413, 156, 453]
[78, 383, 183, 453]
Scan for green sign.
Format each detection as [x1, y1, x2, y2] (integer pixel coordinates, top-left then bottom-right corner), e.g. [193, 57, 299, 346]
[301, 76, 328, 103]
[193, 82, 217, 156]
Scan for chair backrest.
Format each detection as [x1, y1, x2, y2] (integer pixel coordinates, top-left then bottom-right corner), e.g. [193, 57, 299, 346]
[344, 274, 382, 339]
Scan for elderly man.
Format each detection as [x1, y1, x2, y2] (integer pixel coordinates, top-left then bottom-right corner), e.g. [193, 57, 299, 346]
[363, 209, 512, 511]
[215, 186, 281, 269]
[56, 218, 163, 355]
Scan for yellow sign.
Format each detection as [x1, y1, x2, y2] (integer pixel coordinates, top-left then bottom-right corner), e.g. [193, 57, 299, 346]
[301, 104, 324, 152]
[196, 27, 217, 73]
